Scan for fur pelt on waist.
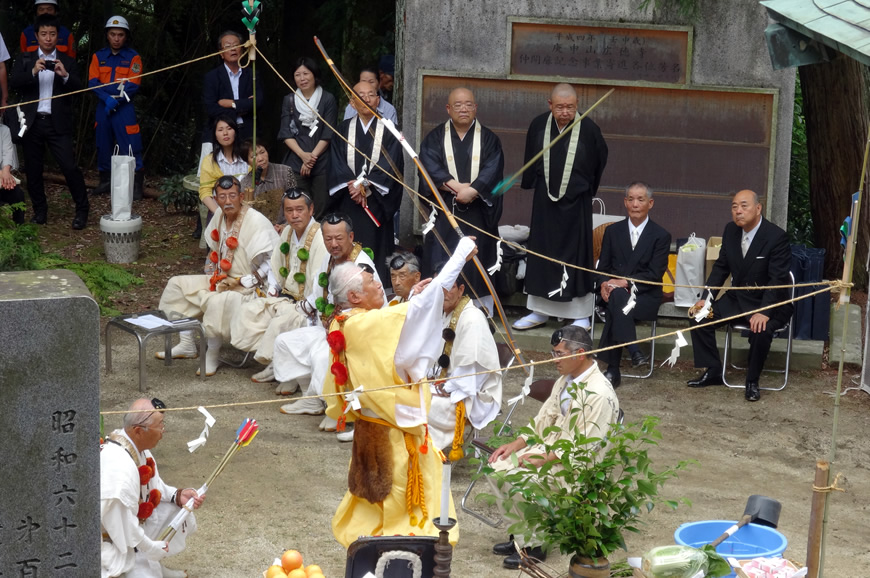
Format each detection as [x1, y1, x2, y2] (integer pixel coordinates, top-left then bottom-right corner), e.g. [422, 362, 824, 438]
[348, 418, 393, 503]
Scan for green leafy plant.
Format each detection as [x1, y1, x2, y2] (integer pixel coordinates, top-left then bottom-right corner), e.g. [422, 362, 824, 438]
[37, 255, 143, 316]
[0, 204, 43, 271]
[481, 386, 694, 560]
[158, 174, 199, 214]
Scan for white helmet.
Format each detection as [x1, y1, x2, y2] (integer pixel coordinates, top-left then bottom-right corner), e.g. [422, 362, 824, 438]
[35, 0, 58, 5]
[105, 16, 130, 31]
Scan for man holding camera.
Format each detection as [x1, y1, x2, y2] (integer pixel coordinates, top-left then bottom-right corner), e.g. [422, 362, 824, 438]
[10, 14, 88, 229]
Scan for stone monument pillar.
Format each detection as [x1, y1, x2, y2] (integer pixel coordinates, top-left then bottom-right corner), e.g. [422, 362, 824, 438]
[0, 270, 100, 575]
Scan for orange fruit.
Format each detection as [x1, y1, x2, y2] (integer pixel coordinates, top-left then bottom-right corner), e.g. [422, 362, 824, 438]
[266, 565, 287, 578]
[287, 570, 307, 578]
[281, 550, 304, 572]
[305, 565, 323, 577]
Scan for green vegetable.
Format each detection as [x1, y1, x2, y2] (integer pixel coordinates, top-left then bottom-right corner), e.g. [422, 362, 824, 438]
[641, 545, 706, 577]
[280, 242, 290, 255]
[700, 545, 732, 578]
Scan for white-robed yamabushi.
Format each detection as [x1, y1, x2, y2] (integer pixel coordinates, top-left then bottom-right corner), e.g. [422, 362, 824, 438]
[272, 248, 385, 398]
[229, 216, 328, 364]
[428, 302, 502, 451]
[157, 205, 278, 374]
[100, 430, 195, 578]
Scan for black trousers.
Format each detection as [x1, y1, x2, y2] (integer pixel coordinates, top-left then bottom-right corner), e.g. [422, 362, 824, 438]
[0, 184, 26, 224]
[597, 287, 644, 368]
[690, 292, 785, 382]
[23, 115, 89, 215]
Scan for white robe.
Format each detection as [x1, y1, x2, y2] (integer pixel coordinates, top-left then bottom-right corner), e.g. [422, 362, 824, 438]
[100, 430, 196, 578]
[428, 304, 502, 450]
[272, 249, 385, 392]
[229, 217, 328, 362]
[158, 207, 279, 340]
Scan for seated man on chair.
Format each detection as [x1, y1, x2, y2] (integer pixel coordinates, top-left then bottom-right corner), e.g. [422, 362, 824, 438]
[487, 325, 619, 569]
[687, 189, 793, 402]
[157, 176, 279, 376]
[595, 181, 671, 387]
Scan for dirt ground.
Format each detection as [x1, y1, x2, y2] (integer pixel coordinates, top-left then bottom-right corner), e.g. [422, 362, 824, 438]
[35, 188, 869, 576]
[98, 339, 870, 577]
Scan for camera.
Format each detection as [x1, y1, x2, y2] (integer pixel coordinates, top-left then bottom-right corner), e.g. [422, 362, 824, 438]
[44, 60, 56, 71]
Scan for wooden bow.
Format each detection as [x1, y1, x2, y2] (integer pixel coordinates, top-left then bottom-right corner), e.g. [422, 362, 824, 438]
[313, 36, 528, 371]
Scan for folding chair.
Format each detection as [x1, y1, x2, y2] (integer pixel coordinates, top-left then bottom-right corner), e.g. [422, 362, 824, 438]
[344, 535, 437, 578]
[590, 299, 658, 380]
[721, 272, 795, 391]
[460, 379, 557, 526]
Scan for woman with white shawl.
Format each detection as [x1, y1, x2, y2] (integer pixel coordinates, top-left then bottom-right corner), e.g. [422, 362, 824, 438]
[278, 57, 337, 219]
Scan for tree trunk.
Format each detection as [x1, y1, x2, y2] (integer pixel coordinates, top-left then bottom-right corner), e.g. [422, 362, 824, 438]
[799, 57, 870, 289]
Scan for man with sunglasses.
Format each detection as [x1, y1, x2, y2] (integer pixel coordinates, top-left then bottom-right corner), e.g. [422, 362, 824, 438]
[101, 398, 204, 578]
[324, 237, 478, 549]
[273, 212, 385, 408]
[487, 325, 618, 569]
[427, 261, 502, 456]
[230, 187, 328, 384]
[327, 81, 404, 281]
[420, 87, 505, 313]
[158, 175, 279, 376]
[386, 251, 421, 305]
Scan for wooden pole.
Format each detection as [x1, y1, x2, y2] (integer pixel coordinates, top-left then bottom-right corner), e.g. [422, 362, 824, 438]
[805, 461, 829, 578]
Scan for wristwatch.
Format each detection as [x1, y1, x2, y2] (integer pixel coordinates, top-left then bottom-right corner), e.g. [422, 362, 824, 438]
[231, 102, 237, 109]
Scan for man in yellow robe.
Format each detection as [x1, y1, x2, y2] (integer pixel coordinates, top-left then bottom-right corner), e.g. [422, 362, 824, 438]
[324, 237, 477, 548]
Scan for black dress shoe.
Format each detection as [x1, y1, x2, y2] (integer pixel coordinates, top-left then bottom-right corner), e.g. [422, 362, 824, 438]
[745, 381, 760, 401]
[687, 367, 724, 388]
[604, 368, 621, 388]
[72, 212, 88, 230]
[492, 535, 515, 555]
[630, 350, 650, 368]
[503, 545, 547, 569]
[30, 212, 47, 225]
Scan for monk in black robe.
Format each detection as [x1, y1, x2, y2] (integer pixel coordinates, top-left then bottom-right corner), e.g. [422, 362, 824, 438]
[327, 82, 404, 281]
[419, 87, 504, 312]
[513, 83, 608, 331]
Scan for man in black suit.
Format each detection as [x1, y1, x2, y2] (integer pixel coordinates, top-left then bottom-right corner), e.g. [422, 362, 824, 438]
[595, 181, 671, 387]
[201, 30, 263, 143]
[11, 14, 88, 229]
[687, 189, 793, 401]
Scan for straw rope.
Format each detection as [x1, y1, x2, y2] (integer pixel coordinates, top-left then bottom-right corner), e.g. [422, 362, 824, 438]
[252, 47, 851, 295]
[0, 41, 250, 112]
[102, 282, 834, 417]
[812, 472, 846, 494]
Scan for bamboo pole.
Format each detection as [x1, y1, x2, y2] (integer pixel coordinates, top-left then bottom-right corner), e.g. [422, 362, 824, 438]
[805, 461, 829, 578]
[818, 127, 870, 578]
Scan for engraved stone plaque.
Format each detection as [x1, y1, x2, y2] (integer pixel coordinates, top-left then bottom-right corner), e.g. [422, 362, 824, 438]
[0, 270, 101, 576]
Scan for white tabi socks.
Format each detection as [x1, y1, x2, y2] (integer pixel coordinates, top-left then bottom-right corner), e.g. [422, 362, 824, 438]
[155, 330, 198, 360]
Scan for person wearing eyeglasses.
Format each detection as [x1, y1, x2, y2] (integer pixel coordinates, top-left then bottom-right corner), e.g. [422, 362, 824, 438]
[201, 30, 262, 145]
[513, 83, 608, 332]
[324, 237, 478, 549]
[327, 81, 404, 282]
[419, 87, 505, 314]
[100, 398, 205, 578]
[230, 187, 328, 385]
[427, 260, 502, 458]
[342, 67, 398, 125]
[386, 252, 421, 305]
[239, 139, 297, 229]
[595, 182, 671, 387]
[274, 212, 385, 409]
[487, 325, 618, 569]
[158, 175, 279, 376]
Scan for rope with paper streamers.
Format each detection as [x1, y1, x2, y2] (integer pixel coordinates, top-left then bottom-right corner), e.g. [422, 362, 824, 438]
[102, 283, 835, 418]
[250, 47, 849, 296]
[5, 36, 850, 297]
